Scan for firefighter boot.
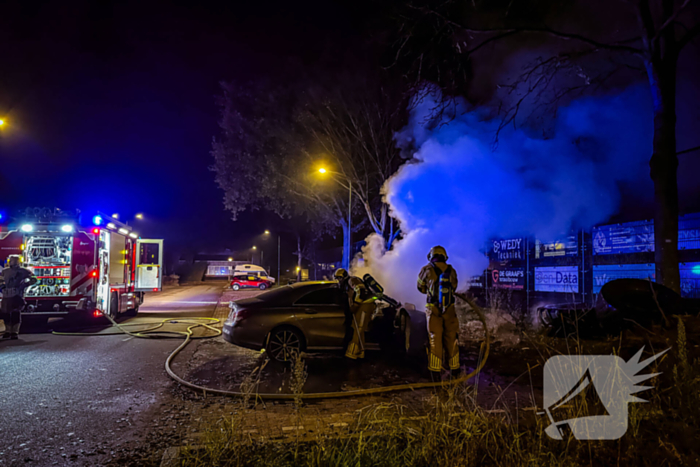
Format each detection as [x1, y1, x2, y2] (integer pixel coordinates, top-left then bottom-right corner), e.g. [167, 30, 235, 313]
[426, 304, 445, 372]
[442, 305, 460, 372]
[345, 302, 373, 359]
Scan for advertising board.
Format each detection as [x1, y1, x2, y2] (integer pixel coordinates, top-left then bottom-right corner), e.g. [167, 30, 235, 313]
[535, 266, 579, 293]
[592, 220, 654, 255]
[491, 268, 525, 290]
[490, 238, 525, 261]
[592, 264, 655, 294]
[535, 235, 578, 259]
[680, 262, 700, 299]
[679, 213, 700, 250]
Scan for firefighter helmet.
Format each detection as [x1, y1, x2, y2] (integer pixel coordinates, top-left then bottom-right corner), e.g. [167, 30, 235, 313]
[7, 255, 21, 268]
[428, 246, 448, 261]
[334, 268, 349, 281]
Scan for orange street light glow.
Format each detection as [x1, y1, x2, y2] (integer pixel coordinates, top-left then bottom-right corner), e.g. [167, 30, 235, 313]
[318, 168, 327, 174]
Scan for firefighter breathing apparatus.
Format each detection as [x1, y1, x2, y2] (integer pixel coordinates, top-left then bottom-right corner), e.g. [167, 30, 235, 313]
[53, 290, 490, 401]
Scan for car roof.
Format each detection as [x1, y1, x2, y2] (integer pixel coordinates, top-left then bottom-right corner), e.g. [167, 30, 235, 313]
[234, 281, 337, 307]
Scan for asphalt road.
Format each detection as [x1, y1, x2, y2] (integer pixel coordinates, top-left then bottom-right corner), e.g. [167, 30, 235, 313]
[0, 284, 224, 467]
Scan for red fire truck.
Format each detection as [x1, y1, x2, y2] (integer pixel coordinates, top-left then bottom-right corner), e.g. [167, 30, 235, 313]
[0, 208, 163, 322]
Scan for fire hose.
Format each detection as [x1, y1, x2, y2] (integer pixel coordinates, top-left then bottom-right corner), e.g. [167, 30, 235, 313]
[54, 293, 489, 400]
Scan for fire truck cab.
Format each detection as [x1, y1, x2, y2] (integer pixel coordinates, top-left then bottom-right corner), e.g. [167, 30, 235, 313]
[0, 208, 164, 321]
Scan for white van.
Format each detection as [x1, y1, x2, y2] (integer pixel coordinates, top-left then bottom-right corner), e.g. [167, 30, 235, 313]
[232, 264, 276, 283]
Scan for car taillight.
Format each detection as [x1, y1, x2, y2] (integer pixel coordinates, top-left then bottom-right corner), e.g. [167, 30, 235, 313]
[232, 307, 253, 324]
[93, 310, 103, 318]
[90, 270, 98, 278]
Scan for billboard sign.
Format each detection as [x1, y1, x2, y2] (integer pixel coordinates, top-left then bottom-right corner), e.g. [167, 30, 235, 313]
[490, 238, 525, 261]
[680, 262, 700, 299]
[535, 235, 578, 259]
[468, 274, 485, 289]
[592, 220, 654, 255]
[535, 266, 579, 293]
[679, 213, 700, 250]
[491, 268, 525, 290]
[592, 264, 655, 294]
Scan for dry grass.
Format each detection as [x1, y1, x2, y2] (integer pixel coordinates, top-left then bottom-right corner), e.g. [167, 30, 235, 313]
[178, 317, 699, 466]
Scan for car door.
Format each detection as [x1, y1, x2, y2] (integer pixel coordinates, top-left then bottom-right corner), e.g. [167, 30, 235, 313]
[245, 275, 258, 287]
[293, 286, 346, 349]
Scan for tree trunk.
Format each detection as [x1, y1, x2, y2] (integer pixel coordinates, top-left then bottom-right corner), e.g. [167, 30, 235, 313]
[647, 57, 680, 293]
[341, 219, 350, 270]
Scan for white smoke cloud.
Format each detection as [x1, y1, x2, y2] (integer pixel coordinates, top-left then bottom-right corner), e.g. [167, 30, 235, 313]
[352, 86, 653, 306]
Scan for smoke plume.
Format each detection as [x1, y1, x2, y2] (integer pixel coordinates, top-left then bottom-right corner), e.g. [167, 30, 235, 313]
[352, 86, 653, 306]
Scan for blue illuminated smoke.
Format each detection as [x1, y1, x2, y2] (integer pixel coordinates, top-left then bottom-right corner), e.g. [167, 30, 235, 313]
[354, 86, 653, 305]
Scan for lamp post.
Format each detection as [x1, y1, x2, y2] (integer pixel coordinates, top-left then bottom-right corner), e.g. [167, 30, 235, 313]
[262, 230, 280, 285]
[318, 167, 352, 270]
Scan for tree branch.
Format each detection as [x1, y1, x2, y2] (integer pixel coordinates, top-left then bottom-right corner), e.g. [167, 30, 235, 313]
[652, 0, 692, 43]
[677, 23, 700, 51]
[415, 6, 644, 54]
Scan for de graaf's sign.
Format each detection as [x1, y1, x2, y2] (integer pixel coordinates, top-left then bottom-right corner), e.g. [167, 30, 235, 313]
[491, 238, 524, 261]
[491, 268, 525, 290]
[535, 266, 579, 293]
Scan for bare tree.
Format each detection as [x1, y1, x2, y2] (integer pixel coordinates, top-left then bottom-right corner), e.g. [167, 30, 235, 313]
[211, 74, 406, 269]
[394, 0, 700, 293]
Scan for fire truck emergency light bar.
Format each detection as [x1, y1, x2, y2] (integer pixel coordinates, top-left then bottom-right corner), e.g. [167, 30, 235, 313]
[11, 209, 139, 239]
[93, 212, 140, 239]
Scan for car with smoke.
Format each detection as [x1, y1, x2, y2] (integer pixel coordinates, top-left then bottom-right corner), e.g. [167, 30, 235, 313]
[230, 274, 272, 291]
[222, 281, 416, 361]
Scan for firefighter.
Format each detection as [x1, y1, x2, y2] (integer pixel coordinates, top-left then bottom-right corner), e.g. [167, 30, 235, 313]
[417, 246, 460, 375]
[0, 255, 38, 340]
[335, 268, 376, 360]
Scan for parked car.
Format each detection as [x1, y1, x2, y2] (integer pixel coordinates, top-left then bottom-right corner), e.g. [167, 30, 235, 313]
[232, 269, 276, 284]
[222, 281, 416, 361]
[231, 274, 272, 291]
[233, 264, 276, 283]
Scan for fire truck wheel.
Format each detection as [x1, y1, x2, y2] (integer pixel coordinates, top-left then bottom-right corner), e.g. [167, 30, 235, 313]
[109, 292, 119, 319]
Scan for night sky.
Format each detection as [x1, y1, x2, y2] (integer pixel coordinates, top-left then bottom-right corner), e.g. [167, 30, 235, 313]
[0, 0, 380, 258]
[2, 1, 699, 262]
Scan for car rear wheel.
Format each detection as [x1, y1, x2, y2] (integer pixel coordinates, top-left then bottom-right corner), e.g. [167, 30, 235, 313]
[258, 283, 267, 290]
[232, 283, 240, 291]
[266, 327, 304, 362]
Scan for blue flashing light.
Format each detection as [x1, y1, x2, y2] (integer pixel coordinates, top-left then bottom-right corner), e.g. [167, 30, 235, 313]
[692, 265, 700, 275]
[93, 215, 103, 226]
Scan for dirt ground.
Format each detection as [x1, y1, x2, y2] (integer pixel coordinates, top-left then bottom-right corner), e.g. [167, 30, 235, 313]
[107, 289, 699, 466]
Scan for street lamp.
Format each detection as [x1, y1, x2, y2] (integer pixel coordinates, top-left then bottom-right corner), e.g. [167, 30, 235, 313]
[135, 213, 144, 220]
[317, 166, 352, 270]
[263, 230, 280, 285]
[0, 119, 5, 126]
